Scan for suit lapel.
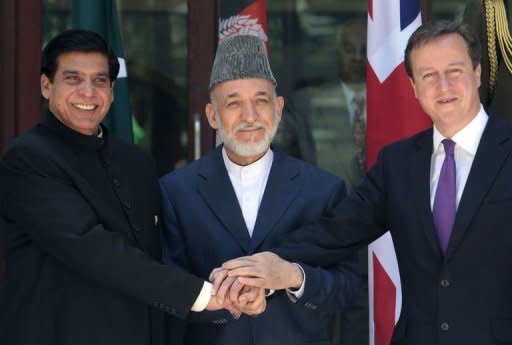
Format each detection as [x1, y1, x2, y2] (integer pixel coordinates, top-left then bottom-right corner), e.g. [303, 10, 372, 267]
[197, 148, 251, 252]
[409, 129, 442, 256]
[249, 151, 300, 252]
[446, 117, 512, 259]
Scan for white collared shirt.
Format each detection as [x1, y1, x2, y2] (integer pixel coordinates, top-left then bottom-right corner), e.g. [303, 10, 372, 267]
[222, 148, 273, 236]
[430, 105, 488, 209]
[223, 147, 306, 299]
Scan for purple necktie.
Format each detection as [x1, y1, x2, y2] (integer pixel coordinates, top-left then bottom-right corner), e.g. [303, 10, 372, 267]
[433, 139, 456, 253]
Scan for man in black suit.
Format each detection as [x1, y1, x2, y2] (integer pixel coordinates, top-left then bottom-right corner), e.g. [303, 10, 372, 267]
[221, 20, 512, 345]
[0, 29, 264, 345]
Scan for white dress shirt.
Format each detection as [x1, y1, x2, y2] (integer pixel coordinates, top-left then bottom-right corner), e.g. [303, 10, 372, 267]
[430, 105, 488, 209]
[223, 147, 306, 299]
[222, 148, 273, 236]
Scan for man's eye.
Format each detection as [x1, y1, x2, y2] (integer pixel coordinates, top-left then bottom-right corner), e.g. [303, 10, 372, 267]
[65, 75, 80, 81]
[95, 78, 108, 86]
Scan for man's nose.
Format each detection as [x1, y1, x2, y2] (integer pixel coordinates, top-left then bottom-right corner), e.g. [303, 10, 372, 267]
[439, 74, 451, 90]
[241, 102, 257, 122]
[79, 80, 95, 97]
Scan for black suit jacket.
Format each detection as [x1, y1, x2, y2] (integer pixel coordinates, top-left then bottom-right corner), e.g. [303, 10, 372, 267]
[274, 115, 512, 345]
[0, 114, 204, 345]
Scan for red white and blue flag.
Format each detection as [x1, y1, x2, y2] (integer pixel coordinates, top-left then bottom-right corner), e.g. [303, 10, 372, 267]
[366, 1, 431, 345]
[218, 0, 268, 45]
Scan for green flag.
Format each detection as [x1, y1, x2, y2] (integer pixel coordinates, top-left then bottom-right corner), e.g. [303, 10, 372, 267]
[72, 0, 134, 143]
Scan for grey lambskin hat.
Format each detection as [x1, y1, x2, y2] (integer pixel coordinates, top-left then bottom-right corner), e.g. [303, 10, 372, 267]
[208, 35, 277, 90]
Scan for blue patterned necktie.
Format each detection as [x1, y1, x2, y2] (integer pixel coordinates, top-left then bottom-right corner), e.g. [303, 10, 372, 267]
[433, 139, 456, 253]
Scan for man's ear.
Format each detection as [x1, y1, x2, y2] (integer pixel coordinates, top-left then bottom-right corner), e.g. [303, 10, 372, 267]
[111, 81, 115, 103]
[275, 96, 285, 121]
[475, 63, 482, 88]
[205, 103, 219, 130]
[41, 74, 51, 100]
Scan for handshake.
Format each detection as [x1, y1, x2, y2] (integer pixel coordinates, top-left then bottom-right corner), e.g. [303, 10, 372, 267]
[204, 252, 305, 318]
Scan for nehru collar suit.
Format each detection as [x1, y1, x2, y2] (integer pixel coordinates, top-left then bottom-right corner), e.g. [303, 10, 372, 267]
[274, 115, 512, 345]
[159, 146, 360, 345]
[0, 113, 204, 345]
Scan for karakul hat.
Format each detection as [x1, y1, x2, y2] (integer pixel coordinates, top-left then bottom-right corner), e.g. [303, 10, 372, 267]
[208, 35, 276, 90]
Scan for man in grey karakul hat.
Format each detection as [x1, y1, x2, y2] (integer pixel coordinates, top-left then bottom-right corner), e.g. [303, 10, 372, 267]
[159, 34, 361, 345]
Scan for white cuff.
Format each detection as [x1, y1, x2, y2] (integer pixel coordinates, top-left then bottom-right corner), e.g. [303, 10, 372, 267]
[286, 263, 305, 300]
[191, 281, 212, 312]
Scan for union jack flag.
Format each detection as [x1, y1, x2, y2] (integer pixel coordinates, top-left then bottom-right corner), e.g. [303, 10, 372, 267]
[366, 1, 431, 345]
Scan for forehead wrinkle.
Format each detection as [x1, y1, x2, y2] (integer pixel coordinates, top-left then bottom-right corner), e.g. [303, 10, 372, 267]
[224, 91, 240, 100]
[255, 90, 272, 97]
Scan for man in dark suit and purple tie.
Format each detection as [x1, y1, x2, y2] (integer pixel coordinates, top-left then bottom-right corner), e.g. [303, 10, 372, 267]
[222, 19, 512, 345]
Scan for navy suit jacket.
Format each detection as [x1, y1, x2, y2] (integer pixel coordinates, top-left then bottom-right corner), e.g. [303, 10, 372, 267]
[274, 115, 512, 345]
[160, 147, 360, 345]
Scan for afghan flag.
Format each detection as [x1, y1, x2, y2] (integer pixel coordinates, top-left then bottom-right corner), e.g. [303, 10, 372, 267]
[72, 0, 133, 143]
[219, 0, 268, 45]
[366, 1, 431, 345]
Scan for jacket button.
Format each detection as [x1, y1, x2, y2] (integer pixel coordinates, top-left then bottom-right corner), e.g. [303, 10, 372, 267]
[440, 279, 450, 288]
[440, 322, 449, 331]
[113, 178, 120, 187]
[123, 201, 131, 210]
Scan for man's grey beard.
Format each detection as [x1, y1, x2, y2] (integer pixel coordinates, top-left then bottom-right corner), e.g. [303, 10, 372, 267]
[216, 111, 280, 158]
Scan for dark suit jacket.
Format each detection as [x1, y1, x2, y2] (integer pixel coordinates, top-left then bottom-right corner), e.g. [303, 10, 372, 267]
[0, 113, 204, 345]
[274, 115, 512, 345]
[160, 147, 360, 345]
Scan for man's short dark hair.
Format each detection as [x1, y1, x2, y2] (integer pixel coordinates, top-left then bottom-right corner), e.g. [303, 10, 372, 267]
[404, 20, 481, 79]
[41, 29, 120, 83]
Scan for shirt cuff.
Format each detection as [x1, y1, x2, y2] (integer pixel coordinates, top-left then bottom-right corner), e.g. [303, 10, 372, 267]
[191, 281, 212, 312]
[286, 263, 306, 301]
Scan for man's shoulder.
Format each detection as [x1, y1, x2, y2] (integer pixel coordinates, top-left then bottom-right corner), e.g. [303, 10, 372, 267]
[160, 150, 216, 187]
[380, 127, 433, 156]
[2, 124, 54, 159]
[274, 150, 343, 186]
[107, 135, 152, 160]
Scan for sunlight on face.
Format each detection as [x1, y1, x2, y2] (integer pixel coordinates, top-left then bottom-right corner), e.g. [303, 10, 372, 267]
[208, 78, 284, 165]
[409, 33, 481, 138]
[41, 52, 114, 135]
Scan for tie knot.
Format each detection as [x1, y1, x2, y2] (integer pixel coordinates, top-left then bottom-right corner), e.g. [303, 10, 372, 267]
[442, 139, 455, 156]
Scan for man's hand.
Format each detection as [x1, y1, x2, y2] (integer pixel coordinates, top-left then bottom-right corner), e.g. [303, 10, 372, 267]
[222, 252, 304, 290]
[205, 293, 242, 319]
[231, 281, 266, 316]
[208, 267, 267, 317]
[209, 267, 235, 304]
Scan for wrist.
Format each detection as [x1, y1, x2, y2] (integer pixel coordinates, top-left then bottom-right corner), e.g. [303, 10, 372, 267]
[288, 263, 304, 289]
